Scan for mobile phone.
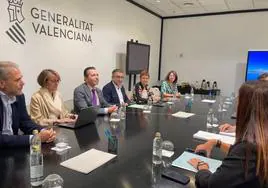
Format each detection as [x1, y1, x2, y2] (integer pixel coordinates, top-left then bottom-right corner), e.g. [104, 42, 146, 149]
[162, 169, 190, 185]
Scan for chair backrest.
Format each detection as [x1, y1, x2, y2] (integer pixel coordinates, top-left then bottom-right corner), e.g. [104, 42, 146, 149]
[64, 99, 74, 113]
[150, 87, 160, 98]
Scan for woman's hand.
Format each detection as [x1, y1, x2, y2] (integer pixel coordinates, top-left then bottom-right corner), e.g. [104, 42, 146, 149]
[188, 158, 209, 171]
[195, 139, 217, 157]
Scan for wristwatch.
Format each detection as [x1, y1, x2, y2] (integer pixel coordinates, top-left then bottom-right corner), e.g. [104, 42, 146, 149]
[216, 140, 222, 148]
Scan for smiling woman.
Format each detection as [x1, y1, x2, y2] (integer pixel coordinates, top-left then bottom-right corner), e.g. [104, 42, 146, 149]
[29, 69, 77, 126]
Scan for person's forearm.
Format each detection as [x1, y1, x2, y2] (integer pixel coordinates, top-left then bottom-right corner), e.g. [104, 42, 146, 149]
[219, 142, 231, 155]
[162, 93, 173, 98]
[208, 139, 230, 155]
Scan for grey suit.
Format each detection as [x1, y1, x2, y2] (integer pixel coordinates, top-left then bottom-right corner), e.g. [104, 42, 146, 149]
[73, 83, 110, 114]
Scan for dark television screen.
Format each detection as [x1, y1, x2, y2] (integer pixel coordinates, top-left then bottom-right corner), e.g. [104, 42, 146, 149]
[245, 50, 268, 81]
[126, 41, 150, 74]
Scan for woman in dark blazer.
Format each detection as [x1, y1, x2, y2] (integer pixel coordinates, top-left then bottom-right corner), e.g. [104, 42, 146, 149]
[188, 81, 268, 188]
[133, 70, 150, 104]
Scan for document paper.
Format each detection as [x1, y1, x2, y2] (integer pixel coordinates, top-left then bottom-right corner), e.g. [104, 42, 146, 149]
[172, 151, 222, 173]
[172, 111, 195, 118]
[128, 104, 146, 109]
[193, 130, 235, 145]
[60, 149, 116, 174]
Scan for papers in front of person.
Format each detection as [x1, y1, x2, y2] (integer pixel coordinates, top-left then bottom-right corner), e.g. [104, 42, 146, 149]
[193, 130, 235, 145]
[172, 111, 195, 118]
[172, 151, 222, 173]
[128, 104, 146, 109]
[219, 131, 235, 137]
[162, 150, 175, 158]
[60, 149, 116, 174]
[110, 118, 120, 122]
[201, 99, 216, 103]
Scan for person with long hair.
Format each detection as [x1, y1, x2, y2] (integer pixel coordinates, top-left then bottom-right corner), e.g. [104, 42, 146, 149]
[188, 81, 268, 187]
[161, 70, 180, 98]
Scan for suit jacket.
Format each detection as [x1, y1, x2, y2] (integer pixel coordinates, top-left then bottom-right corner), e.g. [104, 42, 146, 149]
[0, 94, 42, 148]
[195, 142, 267, 188]
[102, 81, 130, 106]
[73, 83, 110, 114]
[30, 88, 69, 126]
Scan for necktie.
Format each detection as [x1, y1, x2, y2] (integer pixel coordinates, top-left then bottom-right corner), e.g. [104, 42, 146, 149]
[92, 89, 97, 106]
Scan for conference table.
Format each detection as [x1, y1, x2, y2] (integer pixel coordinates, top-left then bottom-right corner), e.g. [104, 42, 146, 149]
[0, 95, 236, 188]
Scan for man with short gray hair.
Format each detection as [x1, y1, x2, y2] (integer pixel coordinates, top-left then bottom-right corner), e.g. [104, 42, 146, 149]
[102, 69, 130, 106]
[0, 61, 56, 147]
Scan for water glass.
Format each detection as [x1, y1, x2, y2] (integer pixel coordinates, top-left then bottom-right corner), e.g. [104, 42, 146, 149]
[162, 140, 174, 168]
[42, 174, 63, 188]
[55, 134, 69, 150]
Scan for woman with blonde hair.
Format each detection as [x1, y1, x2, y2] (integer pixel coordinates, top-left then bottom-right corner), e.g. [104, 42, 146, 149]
[30, 69, 77, 126]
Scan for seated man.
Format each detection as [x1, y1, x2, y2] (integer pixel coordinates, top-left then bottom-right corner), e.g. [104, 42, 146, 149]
[0, 61, 55, 148]
[102, 69, 130, 106]
[73, 67, 117, 114]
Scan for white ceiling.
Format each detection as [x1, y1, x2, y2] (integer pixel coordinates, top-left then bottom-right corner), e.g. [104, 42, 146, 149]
[130, 0, 268, 17]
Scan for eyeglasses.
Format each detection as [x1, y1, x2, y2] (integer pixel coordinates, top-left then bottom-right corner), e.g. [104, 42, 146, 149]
[47, 79, 60, 83]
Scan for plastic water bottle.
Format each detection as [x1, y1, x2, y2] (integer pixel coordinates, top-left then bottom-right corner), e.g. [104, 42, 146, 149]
[206, 108, 213, 129]
[30, 130, 43, 186]
[190, 87, 194, 97]
[119, 104, 126, 120]
[152, 132, 162, 165]
[148, 96, 153, 110]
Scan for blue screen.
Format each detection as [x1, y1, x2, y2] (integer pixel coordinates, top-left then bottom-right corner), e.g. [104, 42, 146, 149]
[246, 51, 268, 81]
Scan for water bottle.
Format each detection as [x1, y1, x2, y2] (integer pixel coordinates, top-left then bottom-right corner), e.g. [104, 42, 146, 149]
[190, 87, 194, 97]
[206, 108, 213, 129]
[152, 132, 162, 165]
[120, 104, 126, 120]
[148, 96, 153, 111]
[30, 130, 43, 186]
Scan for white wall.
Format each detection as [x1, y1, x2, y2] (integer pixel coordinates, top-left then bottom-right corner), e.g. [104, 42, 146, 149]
[161, 12, 268, 96]
[0, 0, 161, 104]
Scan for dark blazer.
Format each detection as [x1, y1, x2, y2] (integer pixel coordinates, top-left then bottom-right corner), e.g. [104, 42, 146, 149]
[73, 83, 110, 114]
[102, 81, 130, 106]
[195, 142, 267, 188]
[0, 94, 41, 148]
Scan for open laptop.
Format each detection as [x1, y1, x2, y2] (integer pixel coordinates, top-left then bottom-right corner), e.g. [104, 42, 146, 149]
[58, 107, 98, 129]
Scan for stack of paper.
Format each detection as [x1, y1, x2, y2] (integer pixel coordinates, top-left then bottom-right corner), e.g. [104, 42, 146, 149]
[193, 130, 235, 145]
[172, 151, 222, 173]
[201, 99, 216, 103]
[60, 149, 116, 174]
[172, 111, 195, 118]
[219, 131, 235, 137]
[128, 104, 146, 109]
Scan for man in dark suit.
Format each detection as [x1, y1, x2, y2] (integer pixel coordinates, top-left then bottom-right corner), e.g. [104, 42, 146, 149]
[0, 61, 56, 148]
[73, 67, 117, 114]
[102, 69, 130, 106]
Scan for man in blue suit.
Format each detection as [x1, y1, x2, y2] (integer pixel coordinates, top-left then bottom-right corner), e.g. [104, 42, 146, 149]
[102, 69, 130, 106]
[0, 61, 56, 148]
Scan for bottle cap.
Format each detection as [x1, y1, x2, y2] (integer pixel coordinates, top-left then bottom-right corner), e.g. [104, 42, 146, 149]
[155, 132, 161, 137]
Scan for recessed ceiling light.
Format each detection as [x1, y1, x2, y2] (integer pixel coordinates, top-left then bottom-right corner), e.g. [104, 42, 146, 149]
[156, 0, 160, 2]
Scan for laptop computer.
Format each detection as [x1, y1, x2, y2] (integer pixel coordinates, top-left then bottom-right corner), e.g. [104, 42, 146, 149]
[58, 107, 98, 129]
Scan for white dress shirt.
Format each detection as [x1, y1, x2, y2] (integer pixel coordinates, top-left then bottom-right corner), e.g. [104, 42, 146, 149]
[112, 82, 124, 104]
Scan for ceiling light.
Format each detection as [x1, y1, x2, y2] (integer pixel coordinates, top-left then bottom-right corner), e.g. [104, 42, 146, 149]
[155, 0, 160, 2]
